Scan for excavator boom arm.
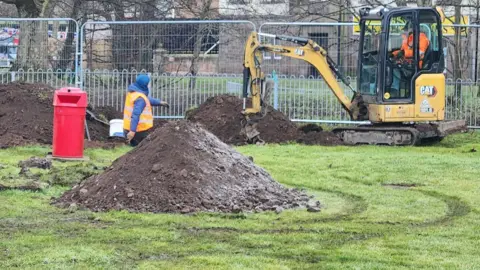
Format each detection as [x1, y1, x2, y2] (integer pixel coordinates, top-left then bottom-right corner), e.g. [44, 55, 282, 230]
[242, 32, 360, 118]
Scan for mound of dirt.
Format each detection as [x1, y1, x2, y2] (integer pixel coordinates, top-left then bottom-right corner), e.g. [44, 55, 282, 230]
[299, 123, 323, 133]
[55, 121, 313, 213]
[187, 95, 343, 146]
[185, 95, 249, 144]
[0, 82, 124, 148]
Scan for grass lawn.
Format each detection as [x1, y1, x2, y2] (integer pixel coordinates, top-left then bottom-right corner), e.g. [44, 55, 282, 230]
[0, 132, 480, 269]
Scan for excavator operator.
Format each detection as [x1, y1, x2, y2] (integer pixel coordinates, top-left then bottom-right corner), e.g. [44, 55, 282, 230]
[389, 21, 430, 97]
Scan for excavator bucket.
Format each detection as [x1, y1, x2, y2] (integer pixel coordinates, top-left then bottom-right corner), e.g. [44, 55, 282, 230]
[241, 80, 275, 144]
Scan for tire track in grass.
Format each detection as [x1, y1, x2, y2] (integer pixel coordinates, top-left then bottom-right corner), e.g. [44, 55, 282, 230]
[172, 187, 471, 265]
[409, 190, 471, 227]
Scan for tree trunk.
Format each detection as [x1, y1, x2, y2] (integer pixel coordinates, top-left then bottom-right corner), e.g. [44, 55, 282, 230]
[416, 0, 431, 7]
[110, 3, 128, 71]
[55, 0, 84, 72]
[13, 21, 48, 70]
[138, 0, 156, 72]
[189, 25, 206, 91]
[9, 0, 52, 70]
[14, 0, 41, 18]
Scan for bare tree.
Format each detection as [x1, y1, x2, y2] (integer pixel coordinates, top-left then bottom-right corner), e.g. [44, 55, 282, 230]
[173, 0, 218, 89]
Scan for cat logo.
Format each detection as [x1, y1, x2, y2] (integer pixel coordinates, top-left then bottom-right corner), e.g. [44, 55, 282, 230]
[294, 48, 304, 56]
[420, 86, 437, 97]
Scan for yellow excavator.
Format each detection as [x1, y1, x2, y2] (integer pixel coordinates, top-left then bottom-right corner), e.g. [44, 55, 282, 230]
[241, 6, 467, 146]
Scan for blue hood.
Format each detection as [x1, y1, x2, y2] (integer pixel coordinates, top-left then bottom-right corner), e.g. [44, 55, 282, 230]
[128, 74, 150, 95]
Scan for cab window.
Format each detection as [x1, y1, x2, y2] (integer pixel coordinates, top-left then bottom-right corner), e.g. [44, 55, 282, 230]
[418, 10, 442, 71]
[385, 12, 415, 100]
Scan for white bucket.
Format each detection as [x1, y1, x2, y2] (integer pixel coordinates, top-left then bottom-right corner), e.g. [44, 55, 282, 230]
[109, 119, 125, 137]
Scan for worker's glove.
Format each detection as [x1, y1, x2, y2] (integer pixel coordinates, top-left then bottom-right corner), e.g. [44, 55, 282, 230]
[160, 101, 169, 109]
[396, 50, 404, 59]
[126, 131, 135, 142]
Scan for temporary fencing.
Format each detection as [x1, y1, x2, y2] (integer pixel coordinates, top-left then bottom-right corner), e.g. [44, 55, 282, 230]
[0, 17, 478, 128]
[0, 18, 78, 84]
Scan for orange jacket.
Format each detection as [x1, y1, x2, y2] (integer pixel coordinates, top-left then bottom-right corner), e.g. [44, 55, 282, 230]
[393, 32, 429, 68]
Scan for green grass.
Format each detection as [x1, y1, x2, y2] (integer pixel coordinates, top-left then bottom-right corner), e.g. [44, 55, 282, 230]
[1, 132, 480, 269]
[0, 146, 131, 189]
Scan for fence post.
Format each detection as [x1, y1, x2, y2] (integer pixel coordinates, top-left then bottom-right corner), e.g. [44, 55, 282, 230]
[272, 70, 278, 109]
[10, 71, 15, 82]
[443, 46, 447, 74]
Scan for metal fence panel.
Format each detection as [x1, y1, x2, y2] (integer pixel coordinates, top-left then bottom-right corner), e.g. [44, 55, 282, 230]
[259, 22, 357, 79]
[0, 17, 478, 129]
[0, 18, 79, 85]
[0, 68, 76, 87]
[0, 67, 478, 128]
[83, 69, 244, 118]
[443, 24, 480, 82]
[79, 20, 256, 85]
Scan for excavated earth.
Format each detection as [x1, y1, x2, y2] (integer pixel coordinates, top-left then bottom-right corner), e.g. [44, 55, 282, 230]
[54, 121, 313, 213]
[0, 82, 129, 148]
[186, 95, 344, 146]
[0, 83, 340, 148]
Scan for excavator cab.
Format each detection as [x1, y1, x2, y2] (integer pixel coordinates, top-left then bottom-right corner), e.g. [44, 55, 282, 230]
[357, 7, 446, 123]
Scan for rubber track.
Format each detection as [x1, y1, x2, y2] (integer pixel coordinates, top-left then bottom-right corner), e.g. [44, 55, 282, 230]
[332, 126, 422, 146]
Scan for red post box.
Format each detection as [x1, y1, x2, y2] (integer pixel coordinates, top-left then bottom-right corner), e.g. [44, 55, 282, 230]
[52, 87, 88, 159]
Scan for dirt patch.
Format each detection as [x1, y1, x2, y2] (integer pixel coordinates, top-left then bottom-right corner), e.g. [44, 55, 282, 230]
[152, 119, 169, 131]
[0, 82, 132, 148]
[45, 163, 106, 186]
[299, 124, 323, 133]
[187, 95, 343, 146]
[0, 83, 55, 148]
[186, 95, 248, 145]
[297, 130, 344, 145]
[54, 121, 314, 214]
[251, 108, 300, 144]
[382, 183, 418, 189]
[18, 157, 52, 170]
[0, 181, 44, 191]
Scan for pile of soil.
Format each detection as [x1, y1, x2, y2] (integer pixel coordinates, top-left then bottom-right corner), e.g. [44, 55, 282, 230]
[0, 82, 125, 148]
[55, 121, 313, 213]
[187, 95, 343, 146]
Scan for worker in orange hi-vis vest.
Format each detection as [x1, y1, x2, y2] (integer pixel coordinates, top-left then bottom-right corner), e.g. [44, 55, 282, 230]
[123, 74, 169, 146]
[389, 21, 430, 97]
